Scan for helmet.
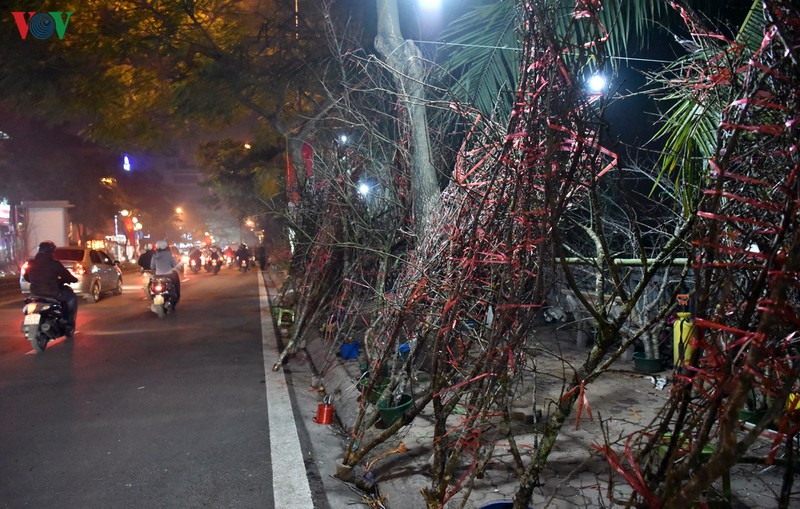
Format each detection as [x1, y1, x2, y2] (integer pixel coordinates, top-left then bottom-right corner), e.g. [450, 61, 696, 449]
[38, 241, 57, 254]
[155, 240, 168, 250]
[144, 243, 153, 251]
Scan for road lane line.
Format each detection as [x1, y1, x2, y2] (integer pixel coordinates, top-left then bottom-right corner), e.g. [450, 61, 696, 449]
[258, 277, 314, 509]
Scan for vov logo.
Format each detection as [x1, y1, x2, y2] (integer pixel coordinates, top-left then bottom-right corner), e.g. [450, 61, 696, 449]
[12, 11, 73, 40]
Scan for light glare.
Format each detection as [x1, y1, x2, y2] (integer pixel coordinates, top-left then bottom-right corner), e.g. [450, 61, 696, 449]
[419, 0, 442, 10]
[588, 74, 607, 92]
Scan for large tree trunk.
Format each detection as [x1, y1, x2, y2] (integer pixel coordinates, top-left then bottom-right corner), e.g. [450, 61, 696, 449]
[374, 0, 440, 238]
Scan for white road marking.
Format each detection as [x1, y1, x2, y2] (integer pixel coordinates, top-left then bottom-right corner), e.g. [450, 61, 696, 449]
[258, 277, 314, 509]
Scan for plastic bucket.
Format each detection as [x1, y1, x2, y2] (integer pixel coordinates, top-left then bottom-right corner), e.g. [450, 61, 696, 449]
[340, 342, 360, 360]
[479, 502, 532, 509]
[632, 351, 663, 373]
[358, 377, 389, 404]
[314, 403, 335, 425]
[377, 393, 413, 426]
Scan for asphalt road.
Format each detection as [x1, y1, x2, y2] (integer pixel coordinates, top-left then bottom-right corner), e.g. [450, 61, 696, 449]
[0, 266, 321, 508]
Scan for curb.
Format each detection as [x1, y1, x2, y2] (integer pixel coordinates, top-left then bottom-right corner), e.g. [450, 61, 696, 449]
[260, 270, 362, 432]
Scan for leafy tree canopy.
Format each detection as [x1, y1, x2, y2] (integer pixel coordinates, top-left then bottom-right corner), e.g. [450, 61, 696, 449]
[0, 0, 346, 150]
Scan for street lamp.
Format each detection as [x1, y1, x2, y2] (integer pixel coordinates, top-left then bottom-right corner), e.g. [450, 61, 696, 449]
[418, 0, 442, 10]
[587, 73, 607, 93]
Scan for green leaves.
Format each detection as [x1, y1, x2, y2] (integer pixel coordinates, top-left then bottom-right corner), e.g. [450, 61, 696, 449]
[437, 0, 521, 121]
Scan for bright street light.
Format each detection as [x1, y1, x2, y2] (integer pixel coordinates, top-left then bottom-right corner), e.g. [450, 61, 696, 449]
[358, 182, 370, 196]
[418, 0, 442, 10]
[587, 74, 607, 93]
[175, 207, 183, 214]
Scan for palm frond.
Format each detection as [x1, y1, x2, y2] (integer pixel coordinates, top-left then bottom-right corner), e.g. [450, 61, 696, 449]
[734, 0, 765, 51]
[436, 0, 672, 120]
[437, 0, 520, 120]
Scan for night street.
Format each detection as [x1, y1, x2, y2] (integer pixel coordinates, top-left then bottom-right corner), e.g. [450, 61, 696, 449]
[0, 268, 320, 509]
[2, 0, 797, 506]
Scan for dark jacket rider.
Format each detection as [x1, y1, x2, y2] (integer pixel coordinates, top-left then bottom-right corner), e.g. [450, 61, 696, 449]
[137, 243, 155, 271]
[236, 244, 249, 262]
[23, 241, 79, 334]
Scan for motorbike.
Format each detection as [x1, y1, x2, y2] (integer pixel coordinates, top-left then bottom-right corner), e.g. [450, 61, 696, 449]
[21, 294, 72, 352]
[148, 274, 178, 318]
[239, 257, 249, 273]
[188, 257, 201, 274]
[205, 255, 221, 275]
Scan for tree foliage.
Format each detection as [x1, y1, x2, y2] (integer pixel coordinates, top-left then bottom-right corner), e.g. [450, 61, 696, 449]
[0, 0, 342, 149]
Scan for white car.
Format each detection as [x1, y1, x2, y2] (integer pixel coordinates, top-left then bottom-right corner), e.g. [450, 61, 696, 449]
[20, 247, 123, 303]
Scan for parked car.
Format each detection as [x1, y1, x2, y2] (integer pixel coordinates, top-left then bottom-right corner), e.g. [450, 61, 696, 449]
[20, 247, 123, 303]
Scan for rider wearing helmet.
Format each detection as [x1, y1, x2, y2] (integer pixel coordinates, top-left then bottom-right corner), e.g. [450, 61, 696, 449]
[236, 243, 249, 264]
[150, 240, 181, 306]
[23, 241, 79, 335]
[137, 243, 155, 270]
[137, 243, 155, 299]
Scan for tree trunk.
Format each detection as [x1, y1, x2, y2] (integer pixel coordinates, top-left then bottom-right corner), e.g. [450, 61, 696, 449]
[374, 0, 440, 238]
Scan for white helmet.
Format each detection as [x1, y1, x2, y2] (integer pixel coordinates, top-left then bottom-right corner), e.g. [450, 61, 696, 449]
[156, 240, 168, 250]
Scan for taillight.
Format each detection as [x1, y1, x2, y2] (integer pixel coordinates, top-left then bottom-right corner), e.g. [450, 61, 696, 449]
[25, 303, 38, 314]
[73, 263, 86, 276]
[153, 283, 164, 292]
[21, 261, 29, 276]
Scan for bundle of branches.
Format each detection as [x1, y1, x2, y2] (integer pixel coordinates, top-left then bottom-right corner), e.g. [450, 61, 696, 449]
[274, 37, 416, 370]
[273, 171, 348, 369]
[602, 1, 800, 507]
[339, 1, 630, 507]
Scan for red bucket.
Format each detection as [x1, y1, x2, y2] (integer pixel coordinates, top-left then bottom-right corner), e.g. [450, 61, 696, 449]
[314, 397, 335, 425]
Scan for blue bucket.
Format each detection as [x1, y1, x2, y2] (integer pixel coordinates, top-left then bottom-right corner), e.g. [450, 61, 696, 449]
[479, 502, 533, 509]
[340, 342, 360, 360]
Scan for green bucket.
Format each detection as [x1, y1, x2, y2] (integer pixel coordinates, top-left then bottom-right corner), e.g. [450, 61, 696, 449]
[377, 393, 413, 426]
[358, 377, 389, 404]
[632, 351, 663, 373]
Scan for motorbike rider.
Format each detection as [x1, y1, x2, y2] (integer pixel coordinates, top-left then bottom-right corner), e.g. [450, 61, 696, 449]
[208, 245, 221, 266]
[236, 243, 250, 267]
[188, 247, 202, 271]
[137, 243, 155, 270]
[23, 241, 79, 335]
[150, 240, 181, 306]
[137, 243, 155, 298]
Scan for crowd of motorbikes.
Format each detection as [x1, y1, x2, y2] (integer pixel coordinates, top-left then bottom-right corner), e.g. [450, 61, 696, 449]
[21, 243, 262, 352]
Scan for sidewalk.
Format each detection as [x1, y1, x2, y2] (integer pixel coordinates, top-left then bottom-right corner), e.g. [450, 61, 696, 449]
[262, 270, 797, 509]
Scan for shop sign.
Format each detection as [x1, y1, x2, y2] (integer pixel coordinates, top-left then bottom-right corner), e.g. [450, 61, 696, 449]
[0, 201, 10, 225]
